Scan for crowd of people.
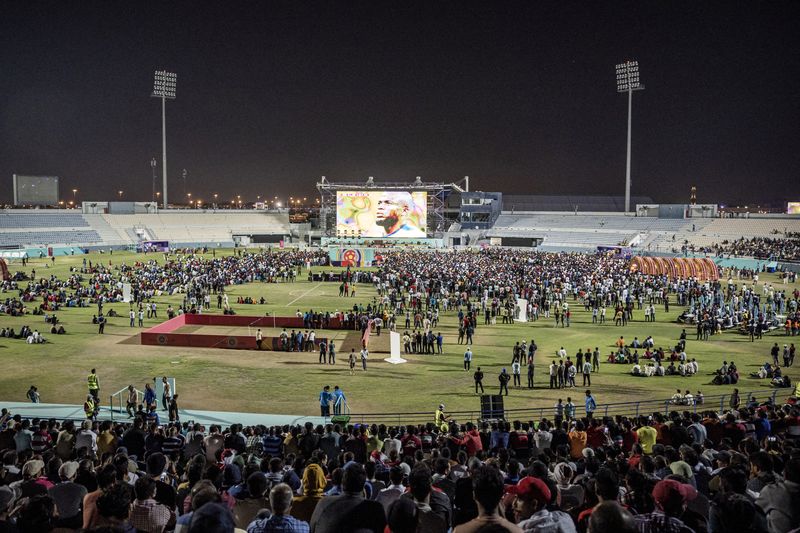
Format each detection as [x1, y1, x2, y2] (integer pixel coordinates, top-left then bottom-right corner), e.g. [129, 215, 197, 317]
[706, 237, 800, 262]
[0, 391, 798, 532]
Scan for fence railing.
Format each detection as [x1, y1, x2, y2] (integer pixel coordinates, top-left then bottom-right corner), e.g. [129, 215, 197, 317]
[345, 389, 783, 427]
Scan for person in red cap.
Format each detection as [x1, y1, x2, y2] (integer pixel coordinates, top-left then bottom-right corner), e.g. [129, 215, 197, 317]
[508, 476, 576, 532]
[633, 479, 696, 533]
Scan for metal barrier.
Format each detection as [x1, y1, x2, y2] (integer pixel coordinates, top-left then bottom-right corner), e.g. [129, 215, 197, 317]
[346, 389, 782, 426]
[108, 387, 144, 421]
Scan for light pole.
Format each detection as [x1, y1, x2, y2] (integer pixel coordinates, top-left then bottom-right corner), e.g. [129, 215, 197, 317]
[616, 60, 644, 213]
[150, 158, 157, 203]
[182, 168, 187, 198]
[72, 188, 77, 204]
[151, 70, 176, 209]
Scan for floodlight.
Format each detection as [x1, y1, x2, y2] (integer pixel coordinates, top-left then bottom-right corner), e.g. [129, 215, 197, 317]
[615, 60, 644, 213]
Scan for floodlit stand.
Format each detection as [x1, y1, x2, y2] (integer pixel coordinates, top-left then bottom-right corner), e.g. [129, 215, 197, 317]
[615, 60, 644, 213]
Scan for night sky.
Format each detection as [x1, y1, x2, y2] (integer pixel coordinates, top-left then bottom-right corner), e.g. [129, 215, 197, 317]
[1, 1, 799, 206]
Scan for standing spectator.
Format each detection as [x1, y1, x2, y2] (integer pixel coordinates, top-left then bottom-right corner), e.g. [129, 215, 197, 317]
[585, 390, 597, 419]
[582, 359, 592, 386]
[126, 385, 139, 418]
[464, 347, 473, 371]
[474, 367, 484, 394]
[499, 368, 510, 396]
[453, 465, 521, 532]
[308, 463, 386, 533]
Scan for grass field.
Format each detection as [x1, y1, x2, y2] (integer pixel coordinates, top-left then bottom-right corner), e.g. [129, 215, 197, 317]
[1, 250, 799, 417]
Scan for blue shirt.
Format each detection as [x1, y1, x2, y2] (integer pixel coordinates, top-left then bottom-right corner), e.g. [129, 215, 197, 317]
[319, 390, 331, 406]
[585, 395, 597, 413]
[247, 514, 310, 533]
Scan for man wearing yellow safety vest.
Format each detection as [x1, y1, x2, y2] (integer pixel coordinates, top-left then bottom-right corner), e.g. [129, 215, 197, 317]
[84, 394, 96, 420]
[88, 369, 99, 404]
[435, 403, 450, 432]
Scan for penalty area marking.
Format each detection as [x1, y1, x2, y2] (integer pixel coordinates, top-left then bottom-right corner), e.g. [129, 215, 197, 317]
[285, 283, 323, 306]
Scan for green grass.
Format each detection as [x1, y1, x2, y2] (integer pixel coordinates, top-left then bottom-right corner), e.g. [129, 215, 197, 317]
[1, 250, 798, 417]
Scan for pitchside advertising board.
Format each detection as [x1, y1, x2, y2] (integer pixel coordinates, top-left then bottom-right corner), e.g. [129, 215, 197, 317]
[336, 190, 427, 238]
[12, 175, 59, 206]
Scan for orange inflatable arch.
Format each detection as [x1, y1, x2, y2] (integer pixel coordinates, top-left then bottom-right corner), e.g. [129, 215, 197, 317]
[629, 256, 719, 280]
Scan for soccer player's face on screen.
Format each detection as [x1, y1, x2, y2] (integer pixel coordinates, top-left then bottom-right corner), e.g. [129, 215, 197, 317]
[376, 196, 407, 229]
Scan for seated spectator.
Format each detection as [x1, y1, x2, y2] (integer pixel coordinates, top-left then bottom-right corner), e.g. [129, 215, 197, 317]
[246, 483, 309, 533]
[291, 463, 325, 523]
[130, 476, 174, 533]
[47, 461, 87, 529]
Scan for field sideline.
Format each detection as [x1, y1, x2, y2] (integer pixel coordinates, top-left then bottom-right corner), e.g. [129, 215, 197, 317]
[1, 250, 798, 417]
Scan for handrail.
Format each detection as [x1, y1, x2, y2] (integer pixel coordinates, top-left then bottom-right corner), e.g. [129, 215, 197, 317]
[345, 389, 782, 426]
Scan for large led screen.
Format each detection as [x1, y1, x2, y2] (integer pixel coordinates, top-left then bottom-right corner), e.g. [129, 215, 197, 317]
[336, 191, 427, 238]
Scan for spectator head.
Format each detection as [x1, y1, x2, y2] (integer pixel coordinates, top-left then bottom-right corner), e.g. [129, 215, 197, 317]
[58, 461, 79, 482]
[588, 501, 637, 533]
[652, 479, 696, 516]
[750, 451, 773, 474]
[409, 464, 432, 503]
[717, 466, 749, 495]
[21, 459, 44, 480]
[146, 452, 167, 477]
[302, 464, 327, 496]
[188, 502, 236, 533]
[713, 492, 762, 532]
[134, 476, 156, 501]
[342, 463, 367, 494]
[14, 495, 56, 533]
[96, 483, 133, 524]
[472, 465, 506, 514]
[388, 495, 418, 533]
[595, 468, 620, 502]
[389, 465, 405, 486]
[97, 464, 118, 490]
[246, 472, 267, 498]
[508, 476, 551, 522]
[190, 481, 221, 511]
[268, 483, 293, 516]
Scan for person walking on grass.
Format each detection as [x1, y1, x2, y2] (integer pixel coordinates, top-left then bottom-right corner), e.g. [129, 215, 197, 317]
[464, 347, 473, 371]
[328, 340, 336, 365]
[360, 347, 369, 371]
[349, 350, 357, 375]
[499, 368, 510, 396]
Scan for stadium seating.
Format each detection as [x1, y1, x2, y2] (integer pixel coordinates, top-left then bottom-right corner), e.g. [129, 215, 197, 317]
[0, 212, 89, 228]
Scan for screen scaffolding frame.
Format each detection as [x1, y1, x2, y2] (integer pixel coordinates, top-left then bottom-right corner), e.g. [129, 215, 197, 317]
[316, 177, 465, 238]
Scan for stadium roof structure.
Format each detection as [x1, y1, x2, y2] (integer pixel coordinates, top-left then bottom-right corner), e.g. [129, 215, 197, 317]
[503, 194, 654, 212]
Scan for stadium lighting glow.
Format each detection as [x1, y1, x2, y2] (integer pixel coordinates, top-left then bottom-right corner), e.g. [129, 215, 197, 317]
[615, 60, 644, 213]
[151, 70, 177, 209]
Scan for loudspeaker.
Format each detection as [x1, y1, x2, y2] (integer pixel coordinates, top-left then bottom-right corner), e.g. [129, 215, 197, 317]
[480, 394, 505, 420]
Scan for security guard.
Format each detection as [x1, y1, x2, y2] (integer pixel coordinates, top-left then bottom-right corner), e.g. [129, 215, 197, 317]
[434, 404, 449, 432]
[84, 394, 96, 420]
[87, 369, 99, 403]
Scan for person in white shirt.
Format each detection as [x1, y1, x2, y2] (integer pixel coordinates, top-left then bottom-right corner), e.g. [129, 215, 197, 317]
[557, 347, 567, 359]
[631, 363, 642, 376]
[376, 465, 405, 513]
[75, 420, 98, 456]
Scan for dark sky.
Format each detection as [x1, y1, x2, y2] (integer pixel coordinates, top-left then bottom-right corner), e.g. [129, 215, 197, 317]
[1, 1, 799, 206]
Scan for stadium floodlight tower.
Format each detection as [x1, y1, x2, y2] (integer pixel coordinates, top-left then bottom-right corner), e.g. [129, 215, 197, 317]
[616, 60, 644, 213]
[152, 70, 177, 209]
